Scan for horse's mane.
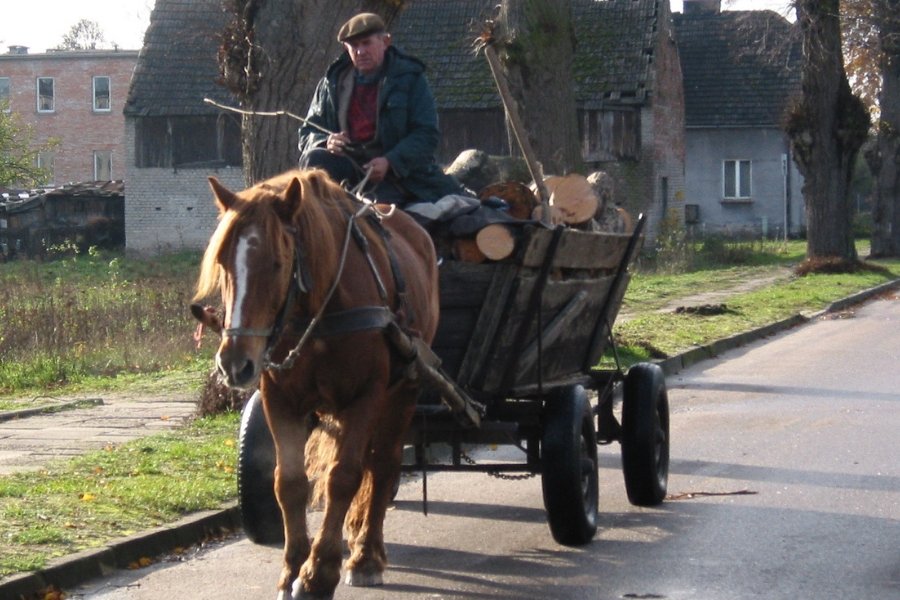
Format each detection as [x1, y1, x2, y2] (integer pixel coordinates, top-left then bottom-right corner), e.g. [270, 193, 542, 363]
[194, 169, 370, 312]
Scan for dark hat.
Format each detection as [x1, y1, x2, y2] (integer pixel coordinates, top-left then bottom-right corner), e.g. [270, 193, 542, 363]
[337, 13, 386, 43]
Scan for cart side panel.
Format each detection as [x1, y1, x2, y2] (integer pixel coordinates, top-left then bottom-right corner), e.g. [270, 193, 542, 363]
[432, 261, 507, 380]
[520, 227, 632, 270]
[474, 275, 618, 393]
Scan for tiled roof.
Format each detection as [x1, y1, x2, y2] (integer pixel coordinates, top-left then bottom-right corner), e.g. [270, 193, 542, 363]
[394, 0, 661, 110]
[124, 0, 231, 117]
[673, 10, 801, 128]
[125, 0, 663, 116]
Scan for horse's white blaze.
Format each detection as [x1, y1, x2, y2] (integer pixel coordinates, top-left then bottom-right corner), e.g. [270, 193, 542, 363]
[229, 226, 260, 332]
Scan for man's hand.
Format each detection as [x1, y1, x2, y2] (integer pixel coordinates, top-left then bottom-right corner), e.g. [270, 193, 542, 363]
[326, 132, 351, 155]
[363, 157, 390, 183]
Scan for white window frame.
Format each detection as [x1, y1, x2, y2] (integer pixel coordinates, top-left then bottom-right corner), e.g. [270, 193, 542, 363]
[93, 150, 112, 180]
[36, 77, 55, 113]
[0, 77, 10, 113]
[723, 159, 752, 201]
[92, 75, 111, 112]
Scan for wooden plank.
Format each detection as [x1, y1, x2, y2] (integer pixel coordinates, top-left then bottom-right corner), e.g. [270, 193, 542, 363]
[478, 275, 616, 393]
[516, 290, 590, 375]
[454, 263, 520, 390]
[438, 261, 496, 308]
[519, 226, 632, 270]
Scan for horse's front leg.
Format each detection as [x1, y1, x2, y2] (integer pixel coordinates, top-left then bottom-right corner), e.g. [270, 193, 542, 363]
[264, 399, 312, 600]
[344, 387, 417, 587]
[292, 400, 375, 599]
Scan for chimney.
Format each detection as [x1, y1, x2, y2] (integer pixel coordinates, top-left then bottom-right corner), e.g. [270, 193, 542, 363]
[683, 0, 722, 15]
[7, 45, 29, 55]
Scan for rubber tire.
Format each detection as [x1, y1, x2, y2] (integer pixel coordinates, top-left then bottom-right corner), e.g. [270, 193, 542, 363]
[541, 385, 599, 546]
[238, 391, 284, 545]
[621, 362, 670, 506]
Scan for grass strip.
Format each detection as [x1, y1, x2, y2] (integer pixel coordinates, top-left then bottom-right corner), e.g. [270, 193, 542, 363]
[0, 412, 239, 579]
[613, 261, 900, 360]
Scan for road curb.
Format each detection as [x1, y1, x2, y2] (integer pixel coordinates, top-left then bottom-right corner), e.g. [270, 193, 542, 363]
[0, 397, 104, 424]
[657, 277, 900, 377]
[0, 505, 241, 598]
[1, 277, 897, 598]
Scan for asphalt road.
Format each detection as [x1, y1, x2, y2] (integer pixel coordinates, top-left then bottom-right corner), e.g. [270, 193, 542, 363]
[72, 294, 900, 600]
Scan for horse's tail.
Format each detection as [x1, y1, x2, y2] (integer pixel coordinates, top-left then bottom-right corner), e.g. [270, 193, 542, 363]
[305, 417, 375, 536]
[305, 420, 338, 510]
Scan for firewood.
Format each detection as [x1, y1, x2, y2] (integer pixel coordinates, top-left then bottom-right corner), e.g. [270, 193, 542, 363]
[531, 203, 564, 225]
[475, 224, 517, 261]
[452, 238, 487, 263]
[545, 174, 599, 225]
[478, 181, 538, 220]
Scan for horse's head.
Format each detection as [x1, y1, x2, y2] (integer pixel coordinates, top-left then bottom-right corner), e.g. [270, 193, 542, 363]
[193, 174, 307, 389]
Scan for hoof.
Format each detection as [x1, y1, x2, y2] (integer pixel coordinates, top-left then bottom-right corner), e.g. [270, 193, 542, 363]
[289, 578, 334, 600]
[345, 570, 384, 587]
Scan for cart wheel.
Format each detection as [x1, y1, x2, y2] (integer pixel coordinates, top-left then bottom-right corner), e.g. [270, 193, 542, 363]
[621, 362, 669, 506]
[238, 391, 284, 545]
[541, 385, 599, 546]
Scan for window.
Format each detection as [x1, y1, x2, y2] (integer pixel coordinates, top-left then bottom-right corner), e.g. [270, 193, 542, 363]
[94, 150, 112, 180]
[579, 108, 640, 161]
[37, 77, 54, 112]
[723, 159, 751, 200]
[93, 76, 110, 111]
[37, 151, 55, 184]
[0, 77, 9, 112]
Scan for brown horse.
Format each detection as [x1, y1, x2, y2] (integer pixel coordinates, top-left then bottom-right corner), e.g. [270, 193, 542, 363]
[192, 168, 439, 599]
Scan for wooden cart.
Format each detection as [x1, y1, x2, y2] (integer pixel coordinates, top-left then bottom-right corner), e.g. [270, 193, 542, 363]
[238, 216, 670, 547]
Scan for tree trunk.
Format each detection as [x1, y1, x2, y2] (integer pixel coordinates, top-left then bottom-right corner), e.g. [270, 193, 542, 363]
[496, 0, 582, 176]
[869, 0, 900, 257]
[220, 0, 405, 184]
[786, 0, 869, 263]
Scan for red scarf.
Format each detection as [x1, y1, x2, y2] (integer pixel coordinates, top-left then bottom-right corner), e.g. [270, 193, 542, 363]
[347, 80, 378, 143]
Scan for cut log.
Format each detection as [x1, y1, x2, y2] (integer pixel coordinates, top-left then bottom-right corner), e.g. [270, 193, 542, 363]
[544, 174, 599, 225]
[475, 224, 517, 261]
[452, 238, 487, 263]
[478, 181, 538, 220]
[531, 203, 564, 225]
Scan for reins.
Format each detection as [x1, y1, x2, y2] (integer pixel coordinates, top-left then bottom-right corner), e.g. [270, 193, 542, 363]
[222, 190, 398, 373]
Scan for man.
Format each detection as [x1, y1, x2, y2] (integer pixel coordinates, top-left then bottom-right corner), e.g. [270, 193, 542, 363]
[298, 12, 465, 204]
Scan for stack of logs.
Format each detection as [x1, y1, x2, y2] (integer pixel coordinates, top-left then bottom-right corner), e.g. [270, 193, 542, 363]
[444, 158, 633, 264]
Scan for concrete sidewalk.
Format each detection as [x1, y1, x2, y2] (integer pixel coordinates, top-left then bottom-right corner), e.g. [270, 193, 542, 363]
[0, 277, 898, 599]
[0, 392, 198, 475]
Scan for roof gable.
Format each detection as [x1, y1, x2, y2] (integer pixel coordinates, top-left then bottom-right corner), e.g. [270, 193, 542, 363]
[674, 10, 801, 128]
[125, 0, 231, 117]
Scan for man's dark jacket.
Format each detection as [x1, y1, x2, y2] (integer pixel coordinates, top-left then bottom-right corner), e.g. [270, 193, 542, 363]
[298, 46, 463, 202]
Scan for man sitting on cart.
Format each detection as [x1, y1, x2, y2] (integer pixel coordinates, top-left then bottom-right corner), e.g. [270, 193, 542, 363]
[298, 12, 465, 205]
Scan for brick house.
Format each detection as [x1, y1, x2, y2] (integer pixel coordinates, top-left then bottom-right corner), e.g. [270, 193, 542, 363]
[674, 0, 804, 237]
[123, 0, 242, 253]
[123, 0, 684, 251]
[0, 47, 139, 185]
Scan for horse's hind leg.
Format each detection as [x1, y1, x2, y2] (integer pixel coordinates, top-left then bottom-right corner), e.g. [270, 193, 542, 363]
[344, 390, 417, 587]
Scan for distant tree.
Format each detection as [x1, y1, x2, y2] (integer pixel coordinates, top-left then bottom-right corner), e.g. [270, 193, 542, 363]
[57, 19, 106, 50]
[866, 0, 900, 257]
[786, 0, 870, 266]
[0, 107, 56, 187]
[491, 0, 582, 176]
[219, 0, 406, 184]
[838, 0, 900, 257]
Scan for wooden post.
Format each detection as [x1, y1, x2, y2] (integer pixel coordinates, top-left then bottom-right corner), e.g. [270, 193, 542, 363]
[483, 43, 551, 223]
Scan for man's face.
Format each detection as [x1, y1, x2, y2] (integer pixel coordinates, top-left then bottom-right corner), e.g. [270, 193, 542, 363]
[344, 33, 390, 75]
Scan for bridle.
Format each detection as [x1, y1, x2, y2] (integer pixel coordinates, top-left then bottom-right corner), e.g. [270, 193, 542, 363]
[222, 197, 402, 372]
